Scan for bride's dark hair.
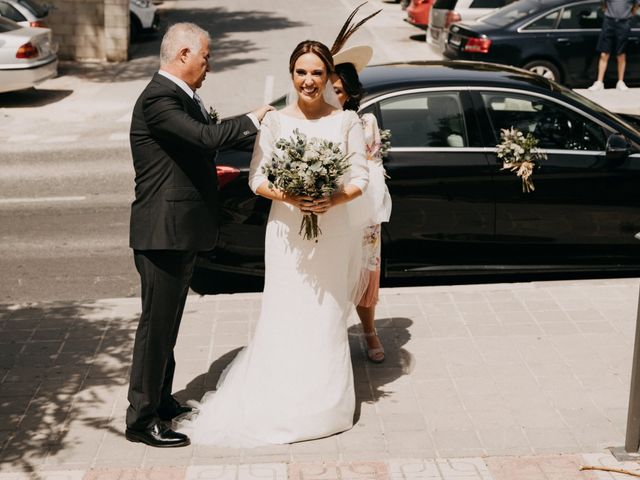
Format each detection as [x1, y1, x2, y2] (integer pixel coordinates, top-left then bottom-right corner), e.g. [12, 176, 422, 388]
[288, 40, 335, 75]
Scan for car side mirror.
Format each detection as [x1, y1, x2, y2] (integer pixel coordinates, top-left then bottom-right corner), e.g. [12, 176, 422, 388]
[606, 133, 630, 160]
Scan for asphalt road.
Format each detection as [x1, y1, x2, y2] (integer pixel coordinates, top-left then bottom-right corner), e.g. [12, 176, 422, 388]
[0, 147, 137, 302]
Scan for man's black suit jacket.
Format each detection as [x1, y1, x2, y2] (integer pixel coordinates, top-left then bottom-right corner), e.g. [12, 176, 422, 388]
[129, 73, 257, 251]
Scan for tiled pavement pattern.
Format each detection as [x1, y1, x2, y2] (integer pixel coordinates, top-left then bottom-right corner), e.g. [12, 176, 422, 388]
[2, 278, 640, 479]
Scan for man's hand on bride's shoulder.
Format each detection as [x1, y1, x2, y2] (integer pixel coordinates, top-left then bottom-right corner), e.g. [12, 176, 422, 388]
[252, 105, 275, 122]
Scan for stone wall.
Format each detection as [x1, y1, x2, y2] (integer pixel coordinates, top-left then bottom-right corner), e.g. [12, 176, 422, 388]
[47, 0, 129, 62]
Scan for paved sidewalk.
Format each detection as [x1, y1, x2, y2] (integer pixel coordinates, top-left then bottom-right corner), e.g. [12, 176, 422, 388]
[2, 278, 640, 479]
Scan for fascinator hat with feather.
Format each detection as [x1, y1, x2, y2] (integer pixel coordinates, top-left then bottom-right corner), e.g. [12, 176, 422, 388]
[330, 2, 381, 73]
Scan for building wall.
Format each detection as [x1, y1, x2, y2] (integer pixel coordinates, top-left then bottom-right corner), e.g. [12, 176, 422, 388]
[47, 0, 129, 62]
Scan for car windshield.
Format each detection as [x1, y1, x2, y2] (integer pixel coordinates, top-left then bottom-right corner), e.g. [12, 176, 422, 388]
[0, 16, 21, 31]
[18, 0, 48, 17]
[558, 86, 640, 135]
[482, 0, 546, 26]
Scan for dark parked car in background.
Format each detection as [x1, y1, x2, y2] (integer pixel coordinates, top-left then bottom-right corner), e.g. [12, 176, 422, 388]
[195, 61, 640, 285]
[443, 0, 640, 86]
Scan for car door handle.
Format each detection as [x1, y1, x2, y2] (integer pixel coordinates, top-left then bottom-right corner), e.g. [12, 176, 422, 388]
[556, 38, 571, 44]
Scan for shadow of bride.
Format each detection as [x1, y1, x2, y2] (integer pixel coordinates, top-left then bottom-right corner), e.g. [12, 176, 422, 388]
[174, 317, 415, 415]
[348, 316, 414, 423]
[173, 347, 243, 404]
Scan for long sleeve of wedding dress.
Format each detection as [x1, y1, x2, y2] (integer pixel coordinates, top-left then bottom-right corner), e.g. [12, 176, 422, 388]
[248, 111, 278, 193]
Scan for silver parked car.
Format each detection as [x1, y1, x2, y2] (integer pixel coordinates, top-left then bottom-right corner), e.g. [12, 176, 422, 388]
[0, 0, 48, 28]
[0, 17, 57, 93]
[427, 0, 512, 52]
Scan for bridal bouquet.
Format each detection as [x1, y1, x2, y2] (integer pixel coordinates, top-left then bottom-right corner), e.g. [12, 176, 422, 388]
[379, 128, 392, 158]
[496, 127, 547, 193]
[263, 128, 351, 240]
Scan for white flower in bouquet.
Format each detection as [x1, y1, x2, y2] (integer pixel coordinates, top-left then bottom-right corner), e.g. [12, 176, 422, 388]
[263, 129, 351, 240]
[496, 127, 547, 193]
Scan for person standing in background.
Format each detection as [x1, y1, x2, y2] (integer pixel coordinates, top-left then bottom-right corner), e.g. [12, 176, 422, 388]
[588, 0, 639, 91]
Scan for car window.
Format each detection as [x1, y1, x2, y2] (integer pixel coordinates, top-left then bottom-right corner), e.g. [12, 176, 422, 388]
[482, 0, 545, 27]
[469, 0, 508, 9]
[18, 0, 48, 17]
[0, 15, 19, 30]
[378, 92, 468, 148]
[522, 9, 560, 29]
[481, 92, 607, 151]
[557, 2, 602, 29]
[0, 1, 26, 21]
[433, 0, 457, 9]
[633, 10, 640, 28]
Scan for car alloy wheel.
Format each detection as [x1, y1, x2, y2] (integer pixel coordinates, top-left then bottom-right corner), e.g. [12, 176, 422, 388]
[523, 60, 561, 83]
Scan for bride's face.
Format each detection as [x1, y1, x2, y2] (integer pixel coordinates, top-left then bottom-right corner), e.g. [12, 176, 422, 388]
[292, 53, 328, 103]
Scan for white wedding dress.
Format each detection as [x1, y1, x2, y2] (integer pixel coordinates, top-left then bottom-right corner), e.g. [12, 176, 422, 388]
[179, 109, 369, 447]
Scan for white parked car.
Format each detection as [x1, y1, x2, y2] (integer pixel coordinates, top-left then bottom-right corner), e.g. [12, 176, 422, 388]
[0, 17, 57, 93]
[130, 0, 159, 37]
[427, 0, 511, 53]
[0, 0, 49, 28]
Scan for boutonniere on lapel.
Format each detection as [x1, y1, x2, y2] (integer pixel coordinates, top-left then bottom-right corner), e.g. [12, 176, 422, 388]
[208, 107, 220, 124]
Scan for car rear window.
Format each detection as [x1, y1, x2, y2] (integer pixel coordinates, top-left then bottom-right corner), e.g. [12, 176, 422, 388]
[469, 0, 510, 9]
[0, 16, 21, 31]
[0, 1, 26, 22]
[557, 2, 602, 29]
[482, 0, 545, 26]
[378, 92, 468, 148]
[433, 0, 458, 10]
[18, 0, 48, 17]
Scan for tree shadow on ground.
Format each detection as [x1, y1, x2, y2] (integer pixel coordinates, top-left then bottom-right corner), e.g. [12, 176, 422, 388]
[0, 302, 138, 477]
[65, 6, 305, 83]
[0, 89, 73, 108]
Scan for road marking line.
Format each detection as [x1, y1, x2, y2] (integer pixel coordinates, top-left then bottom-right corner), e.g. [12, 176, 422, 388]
[0, 196, 86, 204]
[7, 134, 38, 143]
[109, 133, 129, 141]
[42, 135, 80, 144]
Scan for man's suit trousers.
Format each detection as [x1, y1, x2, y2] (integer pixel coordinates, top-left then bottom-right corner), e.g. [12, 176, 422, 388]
[126, 249, 197, 429]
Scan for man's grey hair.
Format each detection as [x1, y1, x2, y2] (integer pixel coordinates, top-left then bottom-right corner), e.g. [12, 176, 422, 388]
[160, 23, 211, 66]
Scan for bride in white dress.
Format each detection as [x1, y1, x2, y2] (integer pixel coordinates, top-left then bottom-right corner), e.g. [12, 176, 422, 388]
[179, 40, 369, 447]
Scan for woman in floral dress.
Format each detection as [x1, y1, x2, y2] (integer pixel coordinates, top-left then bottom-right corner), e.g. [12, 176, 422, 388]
[331, 46, 392, 363]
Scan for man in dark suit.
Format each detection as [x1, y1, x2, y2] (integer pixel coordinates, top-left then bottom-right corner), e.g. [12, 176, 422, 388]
[126, 22, 272, 448]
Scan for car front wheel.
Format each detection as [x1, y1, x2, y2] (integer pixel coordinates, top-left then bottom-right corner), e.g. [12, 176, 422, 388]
[523, 60, 561, 83]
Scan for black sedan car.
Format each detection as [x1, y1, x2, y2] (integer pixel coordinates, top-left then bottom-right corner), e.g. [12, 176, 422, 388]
[443, 0, 640, 87]
[195, 61, 640, 285]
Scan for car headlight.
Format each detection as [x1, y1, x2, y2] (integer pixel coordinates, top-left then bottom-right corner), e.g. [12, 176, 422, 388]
[131, 0, 150, 8]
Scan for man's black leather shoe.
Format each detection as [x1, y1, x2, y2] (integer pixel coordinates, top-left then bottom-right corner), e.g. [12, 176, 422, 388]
[157, 402, 194, 421]
[125, 423, 190, 448]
